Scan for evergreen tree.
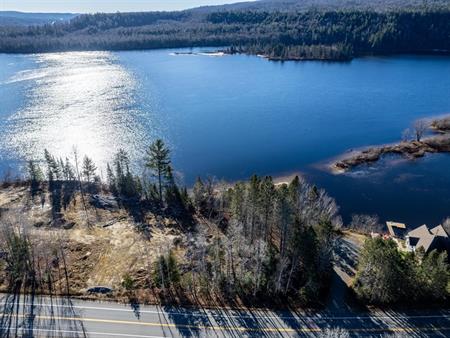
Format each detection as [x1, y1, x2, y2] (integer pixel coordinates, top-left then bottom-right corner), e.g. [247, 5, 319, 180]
[180, 186, 191, 210]
[111, 149, 140, 197]
[247, 175, 260, 241]
[354, 238, 407, 304]
[259, 176, 275, 240]
[44, 149, 60, 182]
[145, 139, 171, 204]
[419, 250, 449, 300]
[167, 250, 181, 285]
[63, 157, 75, 181]
[276, 184, 292, 258]
[355, 239, 450, 304]
[192, 177, 206, 212]
[230, 182, 246, 224]
[106, 163, 116, 192]
[27, 160, 43, 183]
[114, 149, 129, 181]
[164, 166, 185, 214]
[122, 273, 135, 291]
[288, 175, 301, 213]
[81, 156, 97, 182]
[152, 250, 180, 289]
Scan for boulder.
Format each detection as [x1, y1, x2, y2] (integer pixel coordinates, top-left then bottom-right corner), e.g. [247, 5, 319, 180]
[33, 221, 45, 228]
[50, 217, 67, 228]
[89, 194, 118, 210]
[63, 222, 76, 230]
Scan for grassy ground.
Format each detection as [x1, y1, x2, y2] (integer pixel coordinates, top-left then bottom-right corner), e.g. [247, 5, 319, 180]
[0, 183, 189, 303]
[0, 182, 362, 309]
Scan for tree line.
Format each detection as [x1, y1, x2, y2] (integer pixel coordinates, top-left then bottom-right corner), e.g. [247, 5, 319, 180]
[28, 141, 190, 216]
[22, 139, 341, 303]
[0, 8, 448, 60]
[178, 174, 342, 301]
[354, 237, 449, 304]
[5, 138, 449, 305]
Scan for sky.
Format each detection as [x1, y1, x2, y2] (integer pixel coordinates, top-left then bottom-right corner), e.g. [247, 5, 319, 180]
[0, 0, 252, 13]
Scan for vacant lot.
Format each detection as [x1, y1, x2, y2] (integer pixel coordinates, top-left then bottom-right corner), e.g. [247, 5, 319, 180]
[0, 184, 192, 302]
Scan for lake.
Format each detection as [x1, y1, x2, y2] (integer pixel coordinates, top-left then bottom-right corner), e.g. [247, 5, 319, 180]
[1, 49, 450, 226]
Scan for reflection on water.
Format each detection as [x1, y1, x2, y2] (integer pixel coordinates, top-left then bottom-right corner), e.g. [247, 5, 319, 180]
[308, 153, 450, 226]
[0, 52, 155, 175]
[1, 50, 450, 224]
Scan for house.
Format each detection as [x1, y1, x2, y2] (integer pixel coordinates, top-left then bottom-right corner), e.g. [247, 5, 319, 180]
[405, 224, 450, 254]
[385, 221, 450, 254]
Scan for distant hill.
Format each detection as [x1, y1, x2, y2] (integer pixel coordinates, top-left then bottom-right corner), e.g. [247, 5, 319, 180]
[0, 1, 448, 59]
[194, 0, 450, 12]
[1, 0, 447, 26]
[0, 11, 77, 26]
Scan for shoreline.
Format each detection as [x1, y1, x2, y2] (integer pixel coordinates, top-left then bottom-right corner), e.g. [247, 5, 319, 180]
[330, 116, 450, 174]
[195, 171, 304, 193]
[2, 46, 449, 61]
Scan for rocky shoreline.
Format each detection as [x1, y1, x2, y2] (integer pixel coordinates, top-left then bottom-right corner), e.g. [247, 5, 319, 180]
[431, 117, 450, 133]
[332, 117, 450, 173]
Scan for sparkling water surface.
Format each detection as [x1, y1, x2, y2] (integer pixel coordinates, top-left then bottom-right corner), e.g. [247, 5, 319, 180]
[1, 50, 450, 224]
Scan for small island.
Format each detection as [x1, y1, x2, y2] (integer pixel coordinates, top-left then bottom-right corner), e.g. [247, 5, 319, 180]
[332, 116, 450, 173]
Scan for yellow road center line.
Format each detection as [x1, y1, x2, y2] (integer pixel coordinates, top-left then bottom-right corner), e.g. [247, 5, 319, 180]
[3, 313, 450, 333]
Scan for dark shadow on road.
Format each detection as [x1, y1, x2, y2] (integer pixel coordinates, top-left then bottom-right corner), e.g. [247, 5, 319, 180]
[333, 237, 359, 279]
[162, 303, 213, 338]
[129, 297, 141, 319]
[0, 291, 87, 338]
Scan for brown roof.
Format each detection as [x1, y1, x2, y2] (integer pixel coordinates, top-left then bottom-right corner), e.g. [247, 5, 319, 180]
[408, 224, 431, 238]
[407, 224, 449, 253]
[430, 225, 449, 238]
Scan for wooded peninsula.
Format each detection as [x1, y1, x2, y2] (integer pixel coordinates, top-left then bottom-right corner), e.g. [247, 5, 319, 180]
[332, 117, 450, 173]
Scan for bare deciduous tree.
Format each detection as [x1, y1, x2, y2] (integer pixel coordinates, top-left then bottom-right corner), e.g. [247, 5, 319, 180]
[348, 214, 383, 234]
[413, 119, 428, 142]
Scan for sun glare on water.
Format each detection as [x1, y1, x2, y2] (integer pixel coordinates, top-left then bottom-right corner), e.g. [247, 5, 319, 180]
[3, 51, 152, 175]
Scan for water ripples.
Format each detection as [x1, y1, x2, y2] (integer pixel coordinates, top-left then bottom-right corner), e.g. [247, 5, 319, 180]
[0, 51, 153, 175]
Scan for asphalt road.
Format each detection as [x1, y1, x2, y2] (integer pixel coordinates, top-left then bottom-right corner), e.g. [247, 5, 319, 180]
[0, 294, 449, 337]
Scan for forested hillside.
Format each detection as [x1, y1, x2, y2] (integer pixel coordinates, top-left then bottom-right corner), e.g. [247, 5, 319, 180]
[198, 0, 450, 12]
[0, 1, 449, 60]
[0, 12, 76, 26]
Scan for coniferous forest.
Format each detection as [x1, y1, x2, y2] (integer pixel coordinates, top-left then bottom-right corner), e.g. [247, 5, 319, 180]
[0, 3, 449, 60]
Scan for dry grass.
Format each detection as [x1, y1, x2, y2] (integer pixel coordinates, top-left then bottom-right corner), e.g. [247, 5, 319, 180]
[0, 184, 186, 301]
[0, 184, 287, 308]
[341, 229, 368, 246]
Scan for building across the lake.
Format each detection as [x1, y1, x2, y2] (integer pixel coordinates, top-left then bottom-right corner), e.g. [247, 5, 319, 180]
[385, 221, 450, 254]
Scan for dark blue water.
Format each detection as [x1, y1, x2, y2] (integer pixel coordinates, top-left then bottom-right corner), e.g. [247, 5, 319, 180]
[1, 50, 450, 225]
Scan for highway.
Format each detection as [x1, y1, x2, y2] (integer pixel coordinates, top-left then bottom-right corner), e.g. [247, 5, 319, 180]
[0, 294, 449, 337]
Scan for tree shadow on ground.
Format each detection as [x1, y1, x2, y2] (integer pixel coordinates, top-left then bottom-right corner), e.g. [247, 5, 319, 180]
[128, 297, 141, 320]
[333, 238, 359, 278]
[118, 198, 196, 237]
[155, 288, 300, 337]
[0, 288, 87, 338]
[47, 181, 81, 221]
[149, 288, 214, 338]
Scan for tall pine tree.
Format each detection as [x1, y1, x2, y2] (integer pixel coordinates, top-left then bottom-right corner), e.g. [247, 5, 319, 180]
[145, 139, 171, 204]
